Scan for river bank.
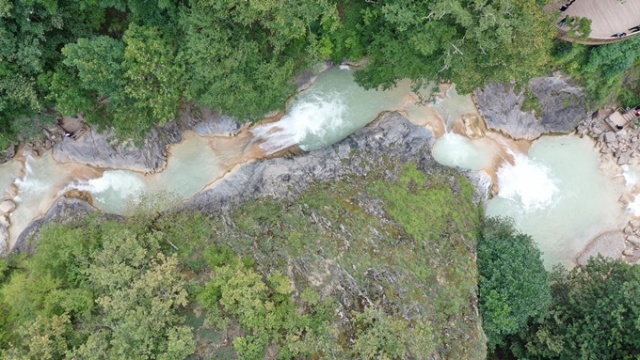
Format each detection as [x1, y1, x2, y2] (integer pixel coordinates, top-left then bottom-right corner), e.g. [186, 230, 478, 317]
[2, 68, 637, 270]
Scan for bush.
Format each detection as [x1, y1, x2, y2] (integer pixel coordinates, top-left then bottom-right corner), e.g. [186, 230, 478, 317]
[477, 217, 550, 351]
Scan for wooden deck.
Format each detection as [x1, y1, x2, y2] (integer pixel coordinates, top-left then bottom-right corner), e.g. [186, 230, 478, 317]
[554, 0, 640, 43]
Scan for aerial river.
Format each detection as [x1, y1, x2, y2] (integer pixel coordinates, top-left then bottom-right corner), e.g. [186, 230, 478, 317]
[0, 67, 635, 267]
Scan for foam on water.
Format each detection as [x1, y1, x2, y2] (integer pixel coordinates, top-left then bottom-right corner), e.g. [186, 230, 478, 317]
[9, 153, 99, 247]
[431, 133, 496, 171]
[628, 194, 640, 216]
[486, 136, 626, 268]
[251, 92, 346, 153]
[252, 68, 419, 153]
[70, 132, 232, 214]
[73, 170, 146, 214]
[496, 151, 559, 211]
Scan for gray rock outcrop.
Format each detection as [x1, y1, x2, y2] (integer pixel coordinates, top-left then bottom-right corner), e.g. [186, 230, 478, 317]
[475, 75, 588, 140]
[52, 107, 242, 173]
[10, 112, 491, 255]
[12, 198, 99, 255]
[183, 112, 487, 214]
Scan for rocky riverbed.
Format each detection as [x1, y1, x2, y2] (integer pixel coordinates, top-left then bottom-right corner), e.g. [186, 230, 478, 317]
[576, 110, 640, 264]
[9, 112, 490, 255]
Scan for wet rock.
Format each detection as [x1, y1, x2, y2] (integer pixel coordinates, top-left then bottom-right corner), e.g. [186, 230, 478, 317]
[182, 113, 483, 214]
[182, 106, 242, 136]
[13, 198, 98, 254]
[617, 152, 632, 165]
[0, 200, 16, 214]
[0, 215, 9, 228]
[475, 75, 588, 140]
[0, 225, 7, 257]
[576, 231, 626, 265]
[52, 122, 182, 173]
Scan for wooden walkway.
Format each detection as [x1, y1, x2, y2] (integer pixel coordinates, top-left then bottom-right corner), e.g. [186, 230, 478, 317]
[554, 0, 640, 44]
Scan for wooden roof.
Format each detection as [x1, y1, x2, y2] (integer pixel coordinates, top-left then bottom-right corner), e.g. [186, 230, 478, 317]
[555, 0, 640, 44]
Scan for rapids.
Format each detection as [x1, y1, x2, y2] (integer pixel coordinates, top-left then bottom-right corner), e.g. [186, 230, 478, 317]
[0, 67, 635, 268]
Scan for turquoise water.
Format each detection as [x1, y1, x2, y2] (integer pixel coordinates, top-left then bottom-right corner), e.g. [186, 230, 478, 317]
[486, 136, 626, 268]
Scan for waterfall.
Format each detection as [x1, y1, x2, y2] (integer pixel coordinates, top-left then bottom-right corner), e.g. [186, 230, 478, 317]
[496, 151, 559, 211]
[251, 92, 347, 154]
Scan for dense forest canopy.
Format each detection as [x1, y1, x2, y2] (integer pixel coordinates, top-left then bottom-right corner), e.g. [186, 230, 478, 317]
[2, 0, 639, 149]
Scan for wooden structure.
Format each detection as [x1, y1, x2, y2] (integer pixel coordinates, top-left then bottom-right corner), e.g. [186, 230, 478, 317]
[553, 0, 640, 44]
[605, 108, 639, 131]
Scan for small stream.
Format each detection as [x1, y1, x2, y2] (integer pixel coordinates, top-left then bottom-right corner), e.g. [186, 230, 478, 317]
[0, 67, 635, 267]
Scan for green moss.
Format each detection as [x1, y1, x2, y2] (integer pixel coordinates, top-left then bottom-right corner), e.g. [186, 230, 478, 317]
[521, 88, 542, 115]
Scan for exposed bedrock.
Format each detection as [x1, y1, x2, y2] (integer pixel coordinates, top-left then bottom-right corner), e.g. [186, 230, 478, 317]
[475, 75, 589, 140]
[10, 112, 490, 255]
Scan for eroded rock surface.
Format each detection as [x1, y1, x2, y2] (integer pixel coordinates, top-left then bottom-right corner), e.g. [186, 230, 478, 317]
[52, 108, 242, 173]
[475, 75, 588, 140]
[184, 112, 488, 213]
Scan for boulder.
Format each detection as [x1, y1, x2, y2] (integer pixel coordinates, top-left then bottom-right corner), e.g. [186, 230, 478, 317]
[630, 219, 640, 228]
[626, 235, 640, 247]
[475, 75, 588, 140]
[605, 132, 617, 143]
[618, 152, 632, 165]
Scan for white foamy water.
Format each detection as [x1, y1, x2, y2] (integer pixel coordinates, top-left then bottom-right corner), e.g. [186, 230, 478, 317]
[73, 170, 146, 214]
[496, 151, 559, 211]
[486, 136, 626, 268]
[251, 92, 347, 154]
[252, 68, 419, 153]
[628, 195, 640, 216]
[0, 161, 20, 196]
[71, 132, 234, 215]
[431, 133, 497, 171]
[621, 165, 640, 216]
[9, 153, 99, 247]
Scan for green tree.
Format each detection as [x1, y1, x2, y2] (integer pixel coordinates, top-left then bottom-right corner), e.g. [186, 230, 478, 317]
[517, 256, 640, 360]
[351, 0, 556, 93]
[181, 0, 337, 120]
[477, 217, 550, 351]
[122, 24, 185, 128]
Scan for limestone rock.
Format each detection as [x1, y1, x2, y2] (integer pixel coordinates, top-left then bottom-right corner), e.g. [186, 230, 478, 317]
[627, 235, 640, 247]
[0, 200, 16, 214]
[0, 225, 7, 257]
[576, 231, 626, 266]
[182, 112, 488, 215]
[618, 152, 632, 165]
[605, 132, 617, 143]
[0, 215, 9, 228]
[475, 75, 588, 140]
[630, 219, 640, 228]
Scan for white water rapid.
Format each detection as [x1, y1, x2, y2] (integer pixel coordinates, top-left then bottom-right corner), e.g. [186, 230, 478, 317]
[486, 136, 627, 268]
[0, 67, 634, 269]
[251, 68, 422, 153]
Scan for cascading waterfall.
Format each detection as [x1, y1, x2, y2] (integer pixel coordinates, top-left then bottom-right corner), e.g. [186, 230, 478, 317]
[494, 150, 559, 211]
[0, 68, 634, 268]
[251, 92, 347, 153]
[486, 136, 626, 268]
[251, 68, 420, 154]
